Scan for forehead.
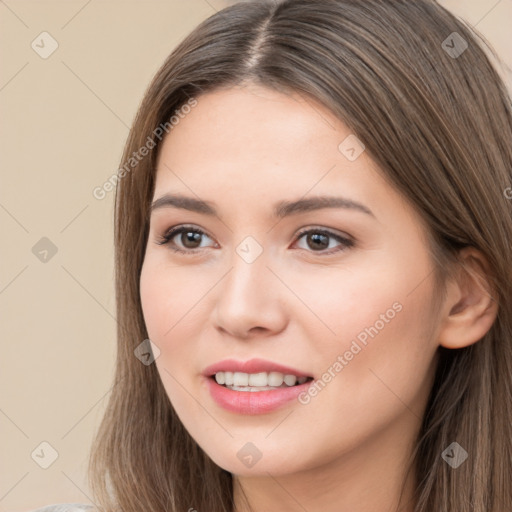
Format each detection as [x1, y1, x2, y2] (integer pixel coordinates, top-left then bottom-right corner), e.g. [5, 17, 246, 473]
[164, 85, 345, 153]
[152, 85, 415, 230]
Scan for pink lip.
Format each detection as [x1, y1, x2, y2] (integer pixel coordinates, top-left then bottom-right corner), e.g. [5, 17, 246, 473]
[201, 358, 312, 378]
[201, 358, 314, 415]
[204, 375, 313, 415]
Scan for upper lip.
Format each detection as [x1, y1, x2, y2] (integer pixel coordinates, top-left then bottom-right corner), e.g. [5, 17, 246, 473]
[202, 358, 313, 378]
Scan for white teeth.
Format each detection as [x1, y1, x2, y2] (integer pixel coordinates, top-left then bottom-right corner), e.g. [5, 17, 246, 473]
[268, 371, 284, 387]
[248, 372, 267, 386]
[214, 371, 310, 388]
[233, 372, 249, 386]
[229, 385, 283, 392]
[283, 374, 297, 386]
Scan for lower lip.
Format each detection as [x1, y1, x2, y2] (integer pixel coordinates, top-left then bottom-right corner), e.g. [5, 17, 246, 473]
[204, 376, 313, 415]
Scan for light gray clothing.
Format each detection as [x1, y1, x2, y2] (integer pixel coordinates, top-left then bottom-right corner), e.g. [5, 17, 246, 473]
[29, 504, 94, 512]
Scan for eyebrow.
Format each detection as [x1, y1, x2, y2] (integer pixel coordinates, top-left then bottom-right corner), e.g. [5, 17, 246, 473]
[149, 193, 375, 218]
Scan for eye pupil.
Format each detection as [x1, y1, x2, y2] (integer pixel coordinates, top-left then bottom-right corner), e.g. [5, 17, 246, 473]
[182, 231, 202, 248]
[307, 232, 329, 250]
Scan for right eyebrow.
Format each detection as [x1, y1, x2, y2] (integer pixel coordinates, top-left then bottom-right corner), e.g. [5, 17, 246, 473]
[150, 193, 216, 215]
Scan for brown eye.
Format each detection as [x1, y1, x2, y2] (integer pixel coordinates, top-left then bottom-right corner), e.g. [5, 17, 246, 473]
[294, 228, 354, 254]
[305, 232, 330, 251]
[156, 225, 215, 254]
[179, 230, 203, 249]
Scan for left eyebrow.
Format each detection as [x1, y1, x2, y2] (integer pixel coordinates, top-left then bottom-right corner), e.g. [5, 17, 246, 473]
[274, 195, 375, 218]
[149, 193, 375, 219]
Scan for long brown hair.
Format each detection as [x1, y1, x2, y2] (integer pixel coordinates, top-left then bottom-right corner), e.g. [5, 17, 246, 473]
[87, 1, 512, 510]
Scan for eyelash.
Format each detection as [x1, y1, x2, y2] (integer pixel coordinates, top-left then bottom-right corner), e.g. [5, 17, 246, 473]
[155, 224, 355, 256]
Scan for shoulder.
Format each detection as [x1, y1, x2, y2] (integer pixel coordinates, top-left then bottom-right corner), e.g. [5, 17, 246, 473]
[29, 504, 95, 512]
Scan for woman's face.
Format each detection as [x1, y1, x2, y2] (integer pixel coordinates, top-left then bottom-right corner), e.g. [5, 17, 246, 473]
[140, 84, 442, 477]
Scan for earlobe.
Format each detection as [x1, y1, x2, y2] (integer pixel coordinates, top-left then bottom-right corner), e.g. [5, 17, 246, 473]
[438, 247, 498, 350]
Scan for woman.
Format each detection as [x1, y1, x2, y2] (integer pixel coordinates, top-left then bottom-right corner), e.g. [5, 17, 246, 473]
[33, 0, 512, 511]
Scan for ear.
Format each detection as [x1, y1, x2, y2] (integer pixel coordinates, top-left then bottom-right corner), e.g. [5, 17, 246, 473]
[438, 247, 498, 349]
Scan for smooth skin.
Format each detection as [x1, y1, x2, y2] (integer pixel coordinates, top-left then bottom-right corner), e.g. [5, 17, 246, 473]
[139, 83, 497, 512]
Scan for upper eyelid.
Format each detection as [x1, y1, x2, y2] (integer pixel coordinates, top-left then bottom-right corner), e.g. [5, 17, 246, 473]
[163, 224, 215, 241]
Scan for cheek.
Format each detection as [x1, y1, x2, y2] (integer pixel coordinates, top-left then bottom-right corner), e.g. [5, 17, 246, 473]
[139, 255, 220, 390]
[139, 259, 202, 414]
[140, 262, 171, 344]
[309, 267, 438, 431]
[139, 258, 193, 390]
[293, 249, 439, 402]
[282, 255, 414, 344]
[140, 256, 207, 340]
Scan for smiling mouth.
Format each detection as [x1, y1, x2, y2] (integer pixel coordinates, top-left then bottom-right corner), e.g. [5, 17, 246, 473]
[209, 371, 314, 391]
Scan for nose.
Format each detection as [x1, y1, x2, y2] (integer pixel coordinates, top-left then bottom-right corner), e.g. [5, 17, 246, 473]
[212, 248, 288, 340]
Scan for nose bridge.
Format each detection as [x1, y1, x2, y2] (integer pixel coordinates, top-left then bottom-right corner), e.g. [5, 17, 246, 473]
[223, 245, 272, 309]
[213, 241, 286, 336]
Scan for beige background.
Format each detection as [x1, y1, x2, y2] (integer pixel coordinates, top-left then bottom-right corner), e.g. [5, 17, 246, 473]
[1, 1, 510, 511]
